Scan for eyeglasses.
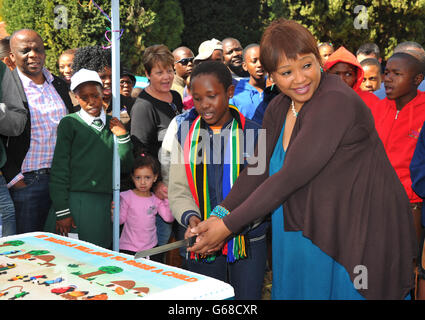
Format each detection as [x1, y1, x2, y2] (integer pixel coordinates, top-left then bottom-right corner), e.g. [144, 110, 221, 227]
[176, 57, 194, 65]
[120, 79, 133, 87]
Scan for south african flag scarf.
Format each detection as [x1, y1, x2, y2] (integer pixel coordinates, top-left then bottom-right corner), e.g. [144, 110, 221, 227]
[183, 105, 247, 263]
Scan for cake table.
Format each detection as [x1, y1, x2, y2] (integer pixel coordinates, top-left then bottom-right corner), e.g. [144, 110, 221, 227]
[0, 232, 234, 300]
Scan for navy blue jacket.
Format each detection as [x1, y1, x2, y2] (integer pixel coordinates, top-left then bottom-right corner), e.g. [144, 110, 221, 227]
[410, 120, 425, 226]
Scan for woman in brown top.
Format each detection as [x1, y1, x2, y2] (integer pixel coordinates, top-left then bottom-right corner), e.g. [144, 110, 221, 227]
[187, 19, 417, 300]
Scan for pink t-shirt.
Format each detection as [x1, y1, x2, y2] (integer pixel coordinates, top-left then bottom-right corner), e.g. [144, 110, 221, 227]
[118, 190, 174, 252]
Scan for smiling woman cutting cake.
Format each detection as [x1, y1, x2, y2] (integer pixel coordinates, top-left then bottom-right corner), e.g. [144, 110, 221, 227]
[187, 19, 417, 300]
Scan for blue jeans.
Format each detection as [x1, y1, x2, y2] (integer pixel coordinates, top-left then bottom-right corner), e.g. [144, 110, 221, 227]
[0, 174, 16, 236]
[155, 214, 172, 245]
[9, 172, 51, 234]
[152, 214, 173, 263]
[186, 234, 268, 300]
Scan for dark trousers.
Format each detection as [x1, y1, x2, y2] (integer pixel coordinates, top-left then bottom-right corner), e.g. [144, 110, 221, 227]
[0, 174, 16, 236]
[186, 235, 268, 300]
[10, 172, 51, 234]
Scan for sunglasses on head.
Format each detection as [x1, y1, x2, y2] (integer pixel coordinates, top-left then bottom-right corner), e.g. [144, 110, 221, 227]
[176, 57, 194, 65]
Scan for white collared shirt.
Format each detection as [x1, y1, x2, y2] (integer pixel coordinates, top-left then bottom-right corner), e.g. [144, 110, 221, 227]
[77, 107, 106, 131]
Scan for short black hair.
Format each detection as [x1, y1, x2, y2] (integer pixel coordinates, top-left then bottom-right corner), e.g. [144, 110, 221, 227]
[356, 43, 380, 59]
[189, 60, 232, 90]
[388, 52, 424, 77]
[360, 57, 381, 69]
[0, 36, 11, 60]
[222, 37, 241, 45]
[243, 43, 260, 62]
[72, 45, 111, 75]
[394, 41, 424, 53]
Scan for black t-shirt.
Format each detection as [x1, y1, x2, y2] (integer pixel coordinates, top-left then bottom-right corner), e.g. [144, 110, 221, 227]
[129, 89, 183, 158]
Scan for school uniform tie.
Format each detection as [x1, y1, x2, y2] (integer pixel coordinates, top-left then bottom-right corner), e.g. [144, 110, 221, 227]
[92, 118, 104, 131]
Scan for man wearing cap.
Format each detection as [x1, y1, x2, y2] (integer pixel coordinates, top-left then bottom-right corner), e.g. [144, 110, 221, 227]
[171, 46, 194, 100]
[118, 68, 136, 128]
[193, 39, 239, 88]
[3, 29, 73, 234]
[222, 37, 249, 78]
[194, 38, 224, 64]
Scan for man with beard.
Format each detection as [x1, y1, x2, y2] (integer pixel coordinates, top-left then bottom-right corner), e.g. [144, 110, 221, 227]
[222, 38, 249, 79]
[3, 29, 73, 234]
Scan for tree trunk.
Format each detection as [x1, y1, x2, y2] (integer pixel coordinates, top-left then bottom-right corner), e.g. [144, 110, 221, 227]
[79, 270, 105, 279]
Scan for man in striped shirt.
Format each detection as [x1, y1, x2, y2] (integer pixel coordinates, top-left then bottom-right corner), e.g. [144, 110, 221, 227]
[2, 29, 73, 234]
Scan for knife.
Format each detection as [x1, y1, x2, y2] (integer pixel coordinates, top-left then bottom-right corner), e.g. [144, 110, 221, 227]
[134, 236, 197, 259]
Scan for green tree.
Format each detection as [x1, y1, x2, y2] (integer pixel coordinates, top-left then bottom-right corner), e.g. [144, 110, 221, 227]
[0, 0, 184, 75]
[178, 0, 266, 52]
[27, 250, 50, 256]
[10, 250, 49, 259]
[0, 240, 24, 247]
[0, 0, 43, 32]
[261, 0, 425, 60]
[143, 0, 184, 49]
[79, 265, 123, 279]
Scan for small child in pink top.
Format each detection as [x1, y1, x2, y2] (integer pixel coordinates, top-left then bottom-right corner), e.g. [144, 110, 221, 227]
[117, 154, 174, 257]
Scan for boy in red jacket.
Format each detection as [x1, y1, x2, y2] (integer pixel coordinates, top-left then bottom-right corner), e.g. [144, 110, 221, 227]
[324, 46, 380, 109]
[371, 52, 425, 246]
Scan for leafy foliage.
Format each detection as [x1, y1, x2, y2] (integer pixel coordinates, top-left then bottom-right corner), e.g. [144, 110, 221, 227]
[0, 0, 184, 74]
[179, 0, 425, 61]
[1, 0, 425, 75]
[260, 0, 425, 60]
[179, 0, 266, 51]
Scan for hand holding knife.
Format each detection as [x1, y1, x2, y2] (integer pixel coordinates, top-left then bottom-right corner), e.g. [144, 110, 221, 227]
[134, 235, 197, 260]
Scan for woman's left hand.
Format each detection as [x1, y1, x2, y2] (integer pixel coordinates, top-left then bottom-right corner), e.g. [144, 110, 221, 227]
[188, 216, 232, 254]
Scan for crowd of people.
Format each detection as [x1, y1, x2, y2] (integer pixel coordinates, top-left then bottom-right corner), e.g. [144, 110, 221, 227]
[1, 19, 425, 300]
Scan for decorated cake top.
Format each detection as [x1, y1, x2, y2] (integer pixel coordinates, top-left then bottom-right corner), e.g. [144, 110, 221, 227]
[0, 232, 234, 300]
